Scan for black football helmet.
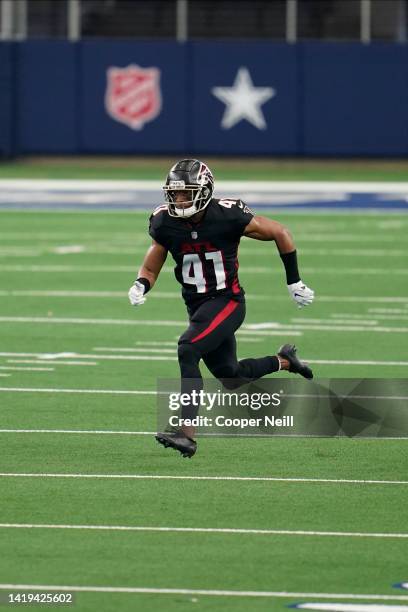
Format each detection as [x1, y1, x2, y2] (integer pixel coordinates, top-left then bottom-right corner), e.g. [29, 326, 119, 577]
[163, 159, 214, 218]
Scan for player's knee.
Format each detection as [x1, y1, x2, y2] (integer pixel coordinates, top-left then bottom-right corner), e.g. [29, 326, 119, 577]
[220, 378, 245, 390]
[212, 365, 243, 390]
[177, 341, 200, 365]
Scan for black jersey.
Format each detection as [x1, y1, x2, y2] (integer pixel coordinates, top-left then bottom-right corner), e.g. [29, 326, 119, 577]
[149, 198, 254, 306]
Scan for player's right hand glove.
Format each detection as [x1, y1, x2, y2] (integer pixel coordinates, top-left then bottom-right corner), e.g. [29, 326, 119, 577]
[288, 280, 315, 308]
[128, 281, 146, 306]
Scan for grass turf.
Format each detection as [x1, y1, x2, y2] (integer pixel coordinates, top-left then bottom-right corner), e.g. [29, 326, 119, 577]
[0, 207, 407, 611]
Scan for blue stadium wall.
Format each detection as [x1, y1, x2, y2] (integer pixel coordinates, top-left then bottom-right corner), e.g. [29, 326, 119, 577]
[0, 40, 407, 157]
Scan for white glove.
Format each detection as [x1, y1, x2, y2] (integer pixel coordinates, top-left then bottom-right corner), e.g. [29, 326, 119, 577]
[288, 280, 315, 308]
[128, 281, 146, 306]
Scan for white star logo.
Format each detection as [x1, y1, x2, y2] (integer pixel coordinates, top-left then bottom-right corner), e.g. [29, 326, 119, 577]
[212, 67, 276, 130]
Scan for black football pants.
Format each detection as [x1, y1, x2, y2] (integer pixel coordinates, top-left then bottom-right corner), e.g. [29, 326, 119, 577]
[177, 296, 280, 420]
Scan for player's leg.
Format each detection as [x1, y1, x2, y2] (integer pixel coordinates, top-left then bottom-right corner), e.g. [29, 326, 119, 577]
[177, 297, 245, 419]
[156, 296, 242, 457]
[179, 298, 312, 421]
[202, 334, 280, 390]
[203, 337, 313, 388]
[156, 297, 312, 456]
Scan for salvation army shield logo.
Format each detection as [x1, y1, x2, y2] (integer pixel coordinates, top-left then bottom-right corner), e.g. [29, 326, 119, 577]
[105, 64, 162, 130]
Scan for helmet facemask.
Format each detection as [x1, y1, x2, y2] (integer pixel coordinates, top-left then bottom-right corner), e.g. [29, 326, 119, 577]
[164, 182, 211, 218]
[163, 160, 214, 219]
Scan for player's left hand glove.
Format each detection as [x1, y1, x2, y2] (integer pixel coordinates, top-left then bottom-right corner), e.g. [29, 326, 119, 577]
[288, 280, 315, 308]
[128, 281, 146, 306]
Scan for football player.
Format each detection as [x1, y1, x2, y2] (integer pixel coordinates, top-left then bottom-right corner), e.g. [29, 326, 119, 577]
[129, 159, 314, 457]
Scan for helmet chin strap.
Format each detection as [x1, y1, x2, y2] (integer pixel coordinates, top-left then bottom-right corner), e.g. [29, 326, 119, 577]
[174, 203, 198, 218]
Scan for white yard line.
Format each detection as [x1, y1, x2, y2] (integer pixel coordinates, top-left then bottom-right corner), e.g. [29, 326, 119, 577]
[0, 231, 404, 243]
[0, 268, 408, 278]
[7, 360, 98, 366]
[3, 178, 408, 191]
[0, 208, 405, 217]
[5, 356, 177, 362]
[0, 317, 407, 334]
[1, 235, 406, 245]
[307, 359, 408, 366]
[1, 248, 405, 257]
[293, 605, 408, 612]
[294, 318, 378, 326]
[0, 281, 406, 306]
[0, 473, 406, 484]
[0, 584, 406, 601]
[0, 317, 186, 327]
[333, 313, 408, 322]
[280, 394, 408, 401]
[0, 385, 407, 398]
[1, 355, 408, 366]
[0, 523, 407, 539]
[239, 330, 304, 336]
[134, 339, 262, 345]
[0, 429, 405, 440]
[0, 366, 54, 371]
[92, 347, 175, 354]
[0, 387, 157, 395]
[240, 325, 408, 333]
[369, 308, 408, 314]
[134, 341, 181, 346]
[0, 430, 155, 435]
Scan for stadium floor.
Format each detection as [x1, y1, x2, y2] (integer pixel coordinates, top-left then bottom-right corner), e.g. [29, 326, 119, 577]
[0, 203, 407, 611]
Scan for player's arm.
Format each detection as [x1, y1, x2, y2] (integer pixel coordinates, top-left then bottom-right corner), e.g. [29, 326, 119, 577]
[243, 215, 295, 251]
[243, 215, 314, 308]
[128, 240, 168, 306]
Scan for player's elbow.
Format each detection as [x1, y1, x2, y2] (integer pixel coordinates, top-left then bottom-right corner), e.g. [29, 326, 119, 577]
[274, 225, 295, 250]
[273, 224, 290, 241]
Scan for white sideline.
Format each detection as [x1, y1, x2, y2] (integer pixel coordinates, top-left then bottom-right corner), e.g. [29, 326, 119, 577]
[293, 605, 408, 612]
[0, 583, 407, 601]
[4, 356, 407, 366]
[0, 281, 407, 304]
[0, 473, 406, 484]
[3, 352, 395, 365]
[0, 317, 407, 334]
[3, 178, 408, 192]
[0, 232, 404, 243]
[6, 354, 179, 362]
[0, 429, 155, 435]
[0, 316, 185, 327]
[241, 325, 408, 333]
[1, 247, 406, 258]
[92, 347, 176, 354]
[0, 523, 407, 539]
[1, 266, 408, 276]
[8, 360, 98, 366]
[0, 387, 157, 395]
[0, 387, 407, 397]
[308, 359, 408, 366]
[0, 366, 54, 371]
[0, 231, 403, 242]
[0, 429, 406, 440]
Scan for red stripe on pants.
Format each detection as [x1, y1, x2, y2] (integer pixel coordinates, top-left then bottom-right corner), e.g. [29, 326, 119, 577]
[191, 299, 239, 343]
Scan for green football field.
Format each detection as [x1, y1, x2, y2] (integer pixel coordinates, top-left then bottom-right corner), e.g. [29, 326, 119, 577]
[0, 201, 408, 610]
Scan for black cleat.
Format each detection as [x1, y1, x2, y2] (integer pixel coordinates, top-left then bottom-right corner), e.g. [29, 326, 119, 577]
[155, 431, 197, 458]
[278, 344, 313, 380]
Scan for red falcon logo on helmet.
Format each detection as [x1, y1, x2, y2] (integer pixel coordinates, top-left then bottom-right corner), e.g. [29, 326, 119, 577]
[105, 64, 162, 130]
